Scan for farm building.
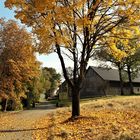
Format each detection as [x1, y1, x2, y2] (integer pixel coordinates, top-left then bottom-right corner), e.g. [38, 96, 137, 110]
[80, 66, 140, 98]
[58, 66, 140, 99]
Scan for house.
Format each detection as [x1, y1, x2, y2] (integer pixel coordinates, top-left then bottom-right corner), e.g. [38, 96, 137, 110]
[80, 66, 140, 98]
[58, 66, 140, 99]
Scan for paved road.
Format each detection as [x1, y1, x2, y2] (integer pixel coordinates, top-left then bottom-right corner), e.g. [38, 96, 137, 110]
[0, 101, 57, 140]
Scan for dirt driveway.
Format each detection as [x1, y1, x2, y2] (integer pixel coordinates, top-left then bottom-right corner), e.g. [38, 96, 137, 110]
[0, 101, 57, 140]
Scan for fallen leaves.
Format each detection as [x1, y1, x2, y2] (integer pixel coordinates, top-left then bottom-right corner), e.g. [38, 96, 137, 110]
[32, 96, 140, 140]
[0, 96, 140, 140]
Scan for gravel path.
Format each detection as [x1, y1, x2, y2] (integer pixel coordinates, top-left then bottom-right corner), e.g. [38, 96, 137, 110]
[0, 101, 57, 140]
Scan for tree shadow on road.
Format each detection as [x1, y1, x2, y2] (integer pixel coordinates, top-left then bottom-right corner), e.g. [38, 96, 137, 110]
[0, 127, 48, 133]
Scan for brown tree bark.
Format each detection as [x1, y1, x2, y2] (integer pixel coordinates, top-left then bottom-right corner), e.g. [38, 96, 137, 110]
[32, 101, 35, 108]
[118, 63, 124, 95]
[56, 44, 81, 117]
[71, 88, 80, 117]
[1, 98, 8, 112]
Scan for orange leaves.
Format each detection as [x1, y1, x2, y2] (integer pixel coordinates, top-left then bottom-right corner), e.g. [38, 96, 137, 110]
[0, 96, 139, 139]
[15, 11, 28, 23]
[4, 0, 15, 9]
[89, 0, 101, 11]
[107, 42, 127, 62]
[0, 19, 40, 105]
[31, 96, 140, 140]
[34, 0, 55, 13]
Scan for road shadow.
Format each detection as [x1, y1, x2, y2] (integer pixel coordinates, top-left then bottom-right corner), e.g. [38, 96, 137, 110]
[0, 127, 48, 133]
[61, 116, 98, 124]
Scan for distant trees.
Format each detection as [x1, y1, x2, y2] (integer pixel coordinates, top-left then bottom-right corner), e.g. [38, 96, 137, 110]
[42, 67, 61, 99]
[24, 75, 45, 109]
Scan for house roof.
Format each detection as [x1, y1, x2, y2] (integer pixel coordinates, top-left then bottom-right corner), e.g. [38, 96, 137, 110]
[89, 66, 140, 83]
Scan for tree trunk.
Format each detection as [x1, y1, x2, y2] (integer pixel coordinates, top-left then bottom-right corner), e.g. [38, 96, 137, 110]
[127, 65, 134, 95]
[71, 88, 80, 117]
[26, 98, 31, 109]
[32, 101, 35, 108]
[118, 65, 124, 95]
[1, 99, 8, 112]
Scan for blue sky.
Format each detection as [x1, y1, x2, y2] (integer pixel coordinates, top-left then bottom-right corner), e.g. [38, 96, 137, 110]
[0, 0, 64, 73]
[0, 0, 15, 19]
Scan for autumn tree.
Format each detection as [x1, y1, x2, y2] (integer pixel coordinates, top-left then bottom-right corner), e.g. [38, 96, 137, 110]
[97, 24, 140, 95]
[0, 19, 40, 111]
[5, 0, 140, 117]
[24, 71, 45, 108]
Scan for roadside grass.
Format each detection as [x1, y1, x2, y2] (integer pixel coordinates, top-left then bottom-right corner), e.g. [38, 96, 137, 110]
[32, 96, 140, 140]
[48, 99, 71, 107]
[80, 95, 117, 103]
[48, 99, 59, 104]
[50, 95, 140, 107]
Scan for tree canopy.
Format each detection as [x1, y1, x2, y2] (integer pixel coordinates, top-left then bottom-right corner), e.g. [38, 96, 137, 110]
[42, 67, 61, 98]
[0, 19, 40, 111]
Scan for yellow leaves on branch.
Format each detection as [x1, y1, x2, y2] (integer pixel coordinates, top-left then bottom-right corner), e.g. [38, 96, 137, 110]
[108, 42, 127, 62]
[4, 0, 140, 56]
[15, 11, 28, 23]
[103, 21, 140, 62]
[34, 0, 55, 13]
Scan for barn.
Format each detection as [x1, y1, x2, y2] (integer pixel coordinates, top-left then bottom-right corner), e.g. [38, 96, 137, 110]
[80, 66, 140, 98]
[58, 66, 140, 100]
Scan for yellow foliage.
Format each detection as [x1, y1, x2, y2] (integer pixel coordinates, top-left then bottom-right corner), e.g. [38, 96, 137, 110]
[101, 23, 140, 62]
[0, 19, 40, 102]
[4, 0, 140, 53]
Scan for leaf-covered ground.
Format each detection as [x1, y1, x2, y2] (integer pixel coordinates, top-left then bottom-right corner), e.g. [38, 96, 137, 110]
[33, 96, 140, 140]
[0, 101, 56, 140]
[0, 96, 140, 140]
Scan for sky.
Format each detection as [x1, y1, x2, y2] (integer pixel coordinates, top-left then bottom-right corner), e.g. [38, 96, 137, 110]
[0, 0, 103, 74]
